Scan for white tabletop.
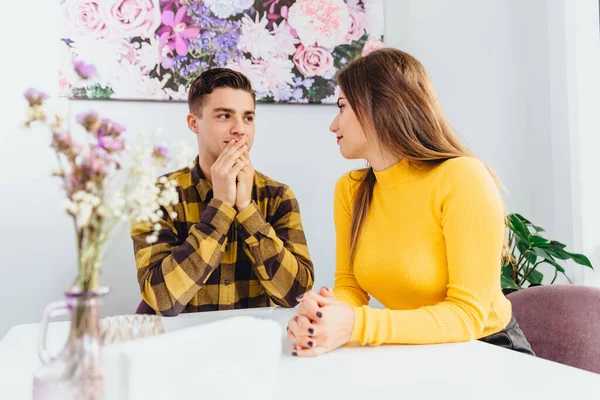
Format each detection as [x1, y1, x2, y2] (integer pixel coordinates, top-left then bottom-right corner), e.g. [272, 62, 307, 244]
[1, 307, 599, 399]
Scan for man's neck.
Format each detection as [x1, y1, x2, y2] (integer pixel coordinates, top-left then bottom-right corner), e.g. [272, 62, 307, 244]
[198, 154, 215, 184]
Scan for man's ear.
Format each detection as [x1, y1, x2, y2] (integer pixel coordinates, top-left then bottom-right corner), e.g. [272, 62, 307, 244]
[186, 112, 199, 134]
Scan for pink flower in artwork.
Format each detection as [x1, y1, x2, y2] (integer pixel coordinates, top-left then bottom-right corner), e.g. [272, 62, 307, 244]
[262, 57, 295, 93]
[73, 60, 97, 80]
[272, 22, 299, 56]
[64, 0, 108, 39]
[293, 45, 335, 78]
[345, 4, 367, 43]
[158, 6, 200, 57]
[361, 36, 385, 56]
[287, 0, 350, 49]
[160, 0, 180, 12]
[158, 32, 175, 69]
[102, 0, 162, 39]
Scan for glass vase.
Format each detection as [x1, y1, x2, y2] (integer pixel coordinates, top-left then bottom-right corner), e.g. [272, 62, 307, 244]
[32, 287, 109, 400]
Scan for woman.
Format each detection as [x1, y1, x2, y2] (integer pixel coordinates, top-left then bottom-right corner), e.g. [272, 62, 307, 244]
[287, 48, 534, 357]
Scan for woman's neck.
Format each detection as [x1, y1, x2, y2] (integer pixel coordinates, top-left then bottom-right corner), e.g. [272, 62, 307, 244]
[366, 148, 402, 172]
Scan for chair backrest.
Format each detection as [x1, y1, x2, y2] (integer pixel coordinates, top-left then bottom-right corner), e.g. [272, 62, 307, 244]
[507, 284, 600, 374]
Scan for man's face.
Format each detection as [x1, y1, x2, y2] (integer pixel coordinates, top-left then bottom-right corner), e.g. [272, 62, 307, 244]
[187, 87, 256, 162]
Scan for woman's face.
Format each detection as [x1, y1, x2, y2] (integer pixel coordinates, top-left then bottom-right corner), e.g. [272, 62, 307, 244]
[329, 90, 370, 160]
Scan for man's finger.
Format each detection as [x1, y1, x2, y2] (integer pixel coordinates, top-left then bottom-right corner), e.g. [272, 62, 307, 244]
[222, 145, 249, 169]
[217, 138, 246, 165]
[214, 139, 239, 165]
[231, 158, 248, 176]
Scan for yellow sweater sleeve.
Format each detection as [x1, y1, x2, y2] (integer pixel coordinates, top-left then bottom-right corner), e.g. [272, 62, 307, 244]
[333, 172, 370, 307]
[338, 159, 506, 345]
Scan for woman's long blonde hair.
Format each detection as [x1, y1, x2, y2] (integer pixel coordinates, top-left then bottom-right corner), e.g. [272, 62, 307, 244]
[337, 48, 503, 265]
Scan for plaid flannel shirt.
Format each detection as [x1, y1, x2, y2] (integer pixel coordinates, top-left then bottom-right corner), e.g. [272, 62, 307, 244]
[131, 157, 314, 316]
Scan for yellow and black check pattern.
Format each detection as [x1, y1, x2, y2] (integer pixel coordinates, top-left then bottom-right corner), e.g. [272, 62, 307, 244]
[131, 156, 314, 316]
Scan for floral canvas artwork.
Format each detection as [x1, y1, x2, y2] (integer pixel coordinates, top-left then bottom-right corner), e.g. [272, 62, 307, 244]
[59, 0, 385, 104]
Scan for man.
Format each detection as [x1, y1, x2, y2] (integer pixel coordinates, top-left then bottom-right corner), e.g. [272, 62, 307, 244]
[131, 68, 314, 316]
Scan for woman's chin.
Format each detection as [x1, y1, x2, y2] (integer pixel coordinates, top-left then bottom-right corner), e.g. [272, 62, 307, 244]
[339, 146, 359, 160]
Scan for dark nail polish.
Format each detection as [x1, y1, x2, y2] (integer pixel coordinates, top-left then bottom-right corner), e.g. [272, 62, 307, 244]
[296, 294, 303, 300]
[292, 352, 297, 356]
[316, 311, 323, 318]
[308, 341, 313, 347]
[321, 286, 329, 291]
[308, 328, 314, 335]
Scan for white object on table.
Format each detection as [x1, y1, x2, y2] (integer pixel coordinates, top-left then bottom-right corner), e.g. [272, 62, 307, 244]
[1, 307, 600, 400]
[102, 316, 282, 400]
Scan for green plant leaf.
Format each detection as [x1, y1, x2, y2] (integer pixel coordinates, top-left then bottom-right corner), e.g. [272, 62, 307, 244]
[530, 235, 551, 248]
[523, 250, 537, 264]
[568, 252, 593, 268]
[549, 241, 566, 249]
[507, 214, 531, 242]
[516, 240, 529, 255]
[525, 269, 544, 285]
[545, 247, 571, 260]
[532, 248, 566, 272]
[501, 265, 513, 278]
[511, 213, 545, 232]
[501, 274, 520, 290]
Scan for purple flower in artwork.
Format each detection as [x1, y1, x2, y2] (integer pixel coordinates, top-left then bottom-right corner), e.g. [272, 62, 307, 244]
[23, 89, 48, 106]
[73, 60, 97, 80]
[294, 77, 315, 89]
[158, 6, 201, 57]
[186, 4, 242, 68]
[213, 30, 242, 66]
[291, 87, 308, 103]
[173, 56, 207, 78]
[188, 3, 226, 28]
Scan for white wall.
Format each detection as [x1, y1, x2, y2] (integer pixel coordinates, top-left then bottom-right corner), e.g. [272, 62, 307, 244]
[1, 0, 598, 338]
[552, 0, 600, 285]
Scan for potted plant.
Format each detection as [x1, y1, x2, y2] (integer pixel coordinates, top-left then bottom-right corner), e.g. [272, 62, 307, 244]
[501, 213, 593, 295]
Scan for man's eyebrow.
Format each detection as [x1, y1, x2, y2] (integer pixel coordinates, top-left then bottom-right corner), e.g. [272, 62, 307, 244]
[212, 108, 255, 115]
[212, 107, 235, 113]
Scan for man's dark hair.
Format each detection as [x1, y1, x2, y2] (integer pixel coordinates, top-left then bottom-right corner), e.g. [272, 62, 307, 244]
[187, 68, 256, 115]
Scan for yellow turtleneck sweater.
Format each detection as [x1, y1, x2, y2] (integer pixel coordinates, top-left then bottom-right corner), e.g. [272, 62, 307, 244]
[333, 157, 512, 346]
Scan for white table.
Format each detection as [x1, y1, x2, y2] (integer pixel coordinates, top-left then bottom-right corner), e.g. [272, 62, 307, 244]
[1, 308, 599, 399]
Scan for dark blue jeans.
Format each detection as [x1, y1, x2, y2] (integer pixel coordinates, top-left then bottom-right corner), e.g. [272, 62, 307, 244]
[479, 314, 535, 356]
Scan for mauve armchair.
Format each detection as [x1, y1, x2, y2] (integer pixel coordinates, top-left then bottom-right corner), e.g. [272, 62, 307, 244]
[507, 284, 600, 374]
